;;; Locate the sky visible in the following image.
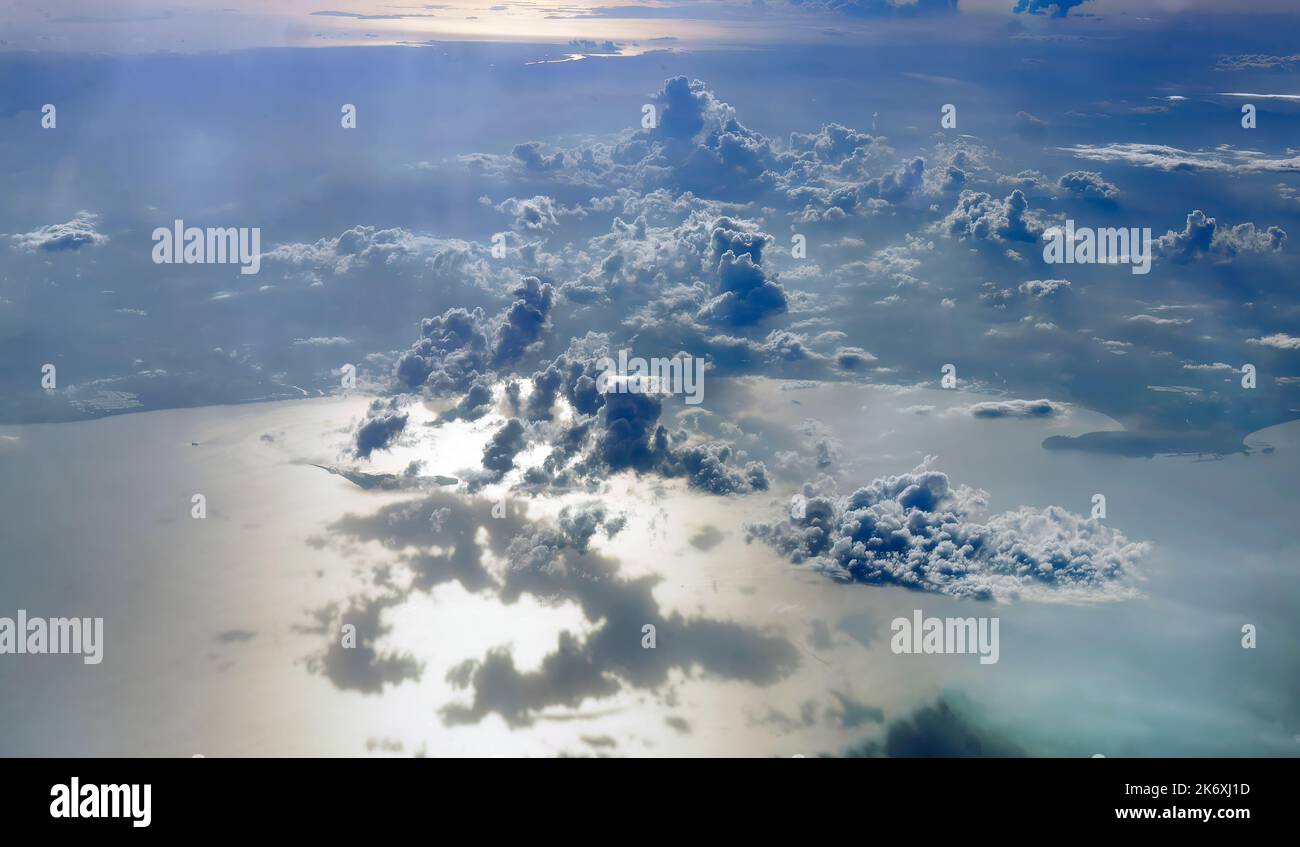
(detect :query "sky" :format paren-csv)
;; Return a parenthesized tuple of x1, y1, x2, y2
(1, 0, 1299, 757)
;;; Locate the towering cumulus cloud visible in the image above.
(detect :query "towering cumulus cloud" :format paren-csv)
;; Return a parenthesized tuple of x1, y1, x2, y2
(748, 466, 1147, 602)
(395, 276, 554, 397)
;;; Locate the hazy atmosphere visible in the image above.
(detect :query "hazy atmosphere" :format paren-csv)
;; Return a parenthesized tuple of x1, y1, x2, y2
(1, 0, 1298, 757)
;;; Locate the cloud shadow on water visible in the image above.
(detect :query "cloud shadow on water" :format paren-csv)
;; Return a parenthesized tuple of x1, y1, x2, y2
(300, 489, 800, 727)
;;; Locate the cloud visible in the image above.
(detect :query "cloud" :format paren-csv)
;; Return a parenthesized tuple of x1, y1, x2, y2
(835, 346, 877, 370)
(939, 189, 1045, 244)
(482, 418, 528, 476)
(265, 225, 481, 275)
(397, 307, 491, 394)
(661, 441, 772, 494)
(707, 328, 828, 366)
(502, 500, 626, 575)
(464, 77, 788, 201)
(491, 276, 555, 367)
(1248, 333, 1300, 350)
(1064, 143, 1300, 174)
(1215, 53, 1300, 72)
(1014, 110, 1047, 137)
(396, 276, 553, 396)
(597, 389, 665, 471)
(1127, 314, 1191, 327)
(789, 0, 958, 17)
(10, 211, 109, 252)
(1018, 279, 1070, 298)
(511, 141, 568, 174)
(1155, 210, 1286, 262)
(959, 399, 1065, 419)
(431, 333, 770, 497)
(354, 397, 409, 459)
(1218, 92, 1300, 102)
(1057, 170, 1118, 199)
(439, 375, 495, 423)
(293, 336, 352, 346)
(867, 157, 926, 202)
(495, 195, 563, 231)
(1013, 0, 1093, 17)
(748, 465, 1147, 602)
(699, 249, 789, 326)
